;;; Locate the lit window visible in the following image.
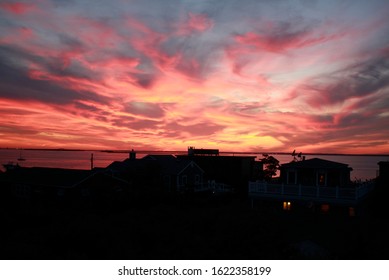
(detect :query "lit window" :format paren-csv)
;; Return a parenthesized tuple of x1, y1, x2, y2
(318, 173, 326, 186)
(283, 201, 291, 211)
(349, 207, 356, 217)
(321, 204, 330, 213)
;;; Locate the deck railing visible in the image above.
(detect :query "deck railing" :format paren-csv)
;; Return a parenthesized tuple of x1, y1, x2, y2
(181, 182, 233, 193)
(248, 181, 375, 202)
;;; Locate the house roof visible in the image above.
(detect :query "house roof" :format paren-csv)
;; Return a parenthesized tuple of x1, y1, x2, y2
(144, 154, 203, 175)
(106, 154, 203, 176)
(142, 154, 176, 161)
(281, 158, 351, 170)
(106, 158, 149, 172)
(1, 167, 95, 188)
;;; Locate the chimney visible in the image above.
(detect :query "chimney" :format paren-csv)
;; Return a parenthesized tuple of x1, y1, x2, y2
(129, 149, 136, 160)
(188, 146, 195, 156)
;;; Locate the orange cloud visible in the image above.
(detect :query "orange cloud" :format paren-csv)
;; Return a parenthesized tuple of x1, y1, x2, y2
(0, 1, 388, 154)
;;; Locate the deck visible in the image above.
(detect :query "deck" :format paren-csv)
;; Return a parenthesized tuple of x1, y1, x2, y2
(248, 181, 375, 205)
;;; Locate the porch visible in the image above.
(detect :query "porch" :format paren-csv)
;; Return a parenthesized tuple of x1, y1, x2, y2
(187, 181, 233, 193)
(248, 180, 375, 204)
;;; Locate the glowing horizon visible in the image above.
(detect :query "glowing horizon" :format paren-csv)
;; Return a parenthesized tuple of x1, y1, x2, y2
(1, 0, 389, 154)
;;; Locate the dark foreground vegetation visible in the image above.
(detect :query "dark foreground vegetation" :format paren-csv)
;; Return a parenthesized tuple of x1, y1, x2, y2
(1, 190, 389, 260)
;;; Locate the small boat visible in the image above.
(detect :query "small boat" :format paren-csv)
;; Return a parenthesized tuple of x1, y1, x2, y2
(17, 150, 26, 161)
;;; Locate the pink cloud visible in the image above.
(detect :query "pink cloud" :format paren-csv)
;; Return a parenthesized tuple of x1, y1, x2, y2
(176, 13, 213, 35)
(0, 26, 35, 45)
(123, 17, 174, 69)
(0, 1, 388, 154)
(234, 27, 337, 53)
(187, 13, 213, 32)
(0, 2, 35, 15)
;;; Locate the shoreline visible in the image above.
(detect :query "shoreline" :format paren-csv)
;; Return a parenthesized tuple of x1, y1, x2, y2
(0, 147, 388, 157)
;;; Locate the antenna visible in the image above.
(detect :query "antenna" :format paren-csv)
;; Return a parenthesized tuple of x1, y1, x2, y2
(291, 150, 303, 161)
(292, 149, 296, 161)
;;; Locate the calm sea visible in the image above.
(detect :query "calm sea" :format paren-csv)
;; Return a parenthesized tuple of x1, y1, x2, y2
(1, 149, 388, 181)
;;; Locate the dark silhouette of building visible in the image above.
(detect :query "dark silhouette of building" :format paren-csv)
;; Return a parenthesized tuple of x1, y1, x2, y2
(249, 157, 375, 215)
(280, 158, 352, 187)
(178, 148, 262, 195)
(187, 146, 219, 156)
(142, 154, 205, 193)
(377, 161, 389, 186)
(107, 152, 204, 194)
(369, 161, 389, 217)
(0, 166, 130, 212)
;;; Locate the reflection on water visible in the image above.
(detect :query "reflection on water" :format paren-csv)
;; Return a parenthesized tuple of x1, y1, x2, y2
(0, 149, 387, 180)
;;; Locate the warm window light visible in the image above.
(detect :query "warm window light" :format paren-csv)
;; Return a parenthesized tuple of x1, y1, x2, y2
(319, 174, 325, 185)
(283, 201, 291, 211)
(321, 204, 330, 213)
(349, 207, 356, 217)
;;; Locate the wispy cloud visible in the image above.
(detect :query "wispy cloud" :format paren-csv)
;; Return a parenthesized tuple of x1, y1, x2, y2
(0, 0, 388, 153)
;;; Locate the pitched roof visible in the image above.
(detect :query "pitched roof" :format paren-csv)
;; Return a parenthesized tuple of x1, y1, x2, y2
(105, 154, 204, 176)
(106, 158, 148, 172)
(281, 158, 351, 170)
(142, 154, 176, 161)
(143, 154, 204, 175)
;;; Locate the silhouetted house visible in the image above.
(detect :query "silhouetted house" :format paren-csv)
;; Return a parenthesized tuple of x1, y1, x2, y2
(378, 161, 389, 186)
(107, 153, 204, 193)
(178, 148, 261, 195)
(250, 158, 374, 207)
(107, 157, 159, 189)
(0, 166, 129, 207)
(188, 146, 219, 156)
(280, 158, 352, 187)
(143, 155, 205, 193)
(374, 161, 389, 208)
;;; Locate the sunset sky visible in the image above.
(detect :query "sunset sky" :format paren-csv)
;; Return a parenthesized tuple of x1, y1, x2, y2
(1, 0, 389, 154)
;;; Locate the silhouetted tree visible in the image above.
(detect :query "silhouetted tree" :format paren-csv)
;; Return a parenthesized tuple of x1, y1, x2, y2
(260, 154, 280, 181)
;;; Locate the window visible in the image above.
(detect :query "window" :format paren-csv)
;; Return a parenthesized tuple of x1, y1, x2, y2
(195, 174, 200, 184)
(349, 207, 356, 217)
(318, 172, 326, 186)
(321, 204, 330, 213)
(283, 201, 291, 211)
(287, 171, 296, 184)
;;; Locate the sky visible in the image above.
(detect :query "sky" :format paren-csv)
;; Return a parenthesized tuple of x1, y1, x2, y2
(0, 0, 389, 154)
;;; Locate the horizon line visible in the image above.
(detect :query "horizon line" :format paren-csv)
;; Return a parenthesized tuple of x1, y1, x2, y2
(1, 147, 388, 157)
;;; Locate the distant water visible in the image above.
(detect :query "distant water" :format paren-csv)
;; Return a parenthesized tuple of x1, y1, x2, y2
(1, 149, 387, 181)
(0, 150, 130, 171)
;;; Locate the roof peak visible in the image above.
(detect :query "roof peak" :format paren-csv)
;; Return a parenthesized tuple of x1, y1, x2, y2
(282, 157, 350, 169)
